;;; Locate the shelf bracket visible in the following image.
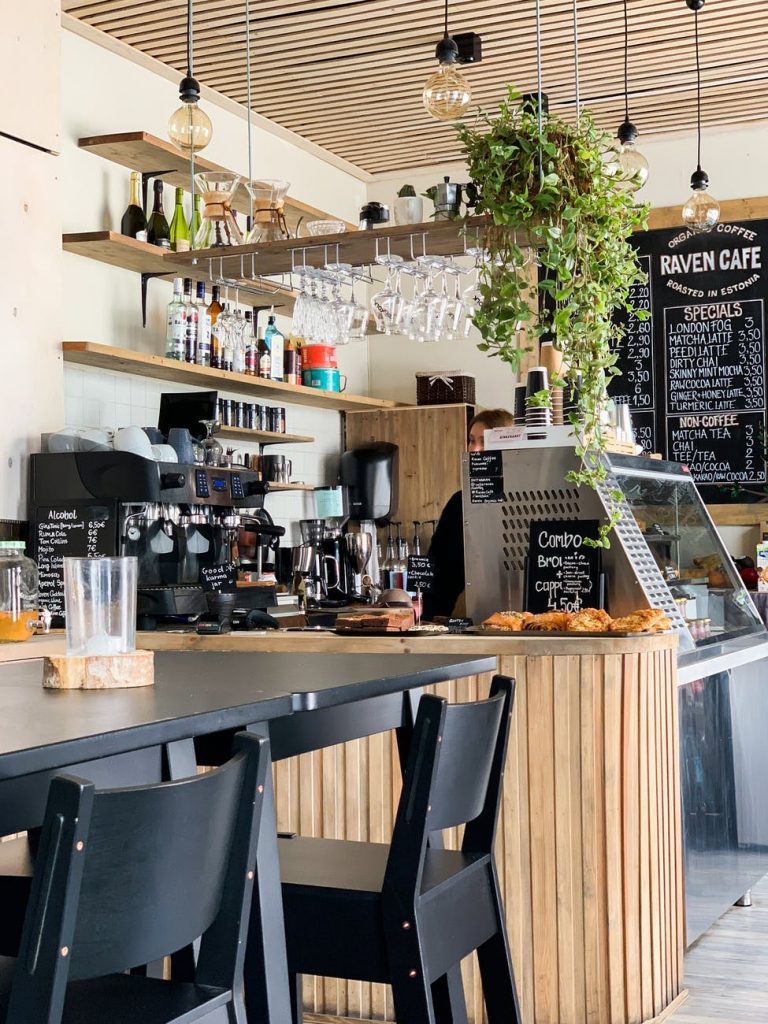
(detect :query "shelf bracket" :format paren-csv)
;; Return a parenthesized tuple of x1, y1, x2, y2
(141, 169, 176, 212)
(140, 271, 167, 329)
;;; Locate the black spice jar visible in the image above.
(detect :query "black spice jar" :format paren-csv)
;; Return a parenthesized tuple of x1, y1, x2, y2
(234, 401, 245, 428)
(246, 403, 257, 429)
(218, 398, 232, 426)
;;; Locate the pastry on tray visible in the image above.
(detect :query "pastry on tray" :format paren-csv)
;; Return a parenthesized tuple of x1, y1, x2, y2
(609, 608, 672, 633)
(482, 610, 533, 632)
(524, 611, 573, 632)
(567, 608, 613, 632)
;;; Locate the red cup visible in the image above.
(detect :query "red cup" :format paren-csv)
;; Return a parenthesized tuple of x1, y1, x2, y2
(301, 344, 337, 369)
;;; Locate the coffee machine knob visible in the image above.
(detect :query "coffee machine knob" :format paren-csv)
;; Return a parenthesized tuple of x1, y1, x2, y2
(127, 525, 141, 542)
(161, 472, 186, 490)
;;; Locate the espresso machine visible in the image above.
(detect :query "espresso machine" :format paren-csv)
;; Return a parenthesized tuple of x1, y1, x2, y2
(28, 451, 270, 628)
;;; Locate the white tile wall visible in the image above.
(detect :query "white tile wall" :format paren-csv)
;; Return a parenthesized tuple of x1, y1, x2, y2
(63, 364, 344, 544)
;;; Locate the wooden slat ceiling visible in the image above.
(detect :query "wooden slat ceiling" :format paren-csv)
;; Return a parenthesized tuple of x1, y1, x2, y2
(64, 0, 768, 176)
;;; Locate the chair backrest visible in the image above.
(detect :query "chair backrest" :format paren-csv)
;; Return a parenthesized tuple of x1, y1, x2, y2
(385, 675, 515, 898)
(8, 732, 267, 1023)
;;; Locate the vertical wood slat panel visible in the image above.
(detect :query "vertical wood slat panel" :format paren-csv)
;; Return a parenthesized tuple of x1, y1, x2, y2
(272, 645, 682, 1024)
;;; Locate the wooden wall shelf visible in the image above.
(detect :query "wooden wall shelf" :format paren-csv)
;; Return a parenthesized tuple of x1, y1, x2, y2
(217, 426, 314, 445)
(62, 231, 297, 311)
(172, 215, 493, 279)
(78, 131, 356, 233)
(62, 342, 398, 413)
(266, 482, 314, 492)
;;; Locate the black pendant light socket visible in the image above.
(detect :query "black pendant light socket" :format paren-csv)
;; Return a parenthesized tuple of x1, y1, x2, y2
(690, 167, 709, 191)
(686, 0, 705, 9)
(435, 34, 459, 63)
(178, 75, 201, 103)
(617, 119, 638, 145)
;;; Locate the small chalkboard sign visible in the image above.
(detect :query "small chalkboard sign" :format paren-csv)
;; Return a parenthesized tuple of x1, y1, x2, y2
(407, 555, 434, 592)
(200, 561, 238, 593)
(525, 520, 603, 614)
(447, 617, 473, 633)
(32, 504, 117, 626)
(469, 451, 505, 504)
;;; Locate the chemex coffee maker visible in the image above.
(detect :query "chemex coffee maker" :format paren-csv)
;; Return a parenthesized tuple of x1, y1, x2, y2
(28, 450, 272, 629)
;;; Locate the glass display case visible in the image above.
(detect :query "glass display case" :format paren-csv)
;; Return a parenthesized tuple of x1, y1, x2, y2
(606, 455, 763, 650)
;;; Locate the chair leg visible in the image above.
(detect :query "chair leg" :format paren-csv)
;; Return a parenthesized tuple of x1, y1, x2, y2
(289, 972, 303, 1024)
(391, 958, 438, 1024)
(476, 930, 521, 1024)
(432, 972, 466, 1023)
(227, 994, 247, 1024)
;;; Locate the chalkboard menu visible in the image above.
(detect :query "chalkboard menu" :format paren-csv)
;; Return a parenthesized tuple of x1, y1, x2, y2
(525, 519, 603, 614)
(33, 505, 117, 623)
(469, 451, 505, 504)
(611, 219, 768, 498)
(200, 561, 238, 593)
(407, 555, 434, 592)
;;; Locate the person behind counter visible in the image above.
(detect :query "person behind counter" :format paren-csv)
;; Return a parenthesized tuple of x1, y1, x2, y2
(422, 408, 514, 620)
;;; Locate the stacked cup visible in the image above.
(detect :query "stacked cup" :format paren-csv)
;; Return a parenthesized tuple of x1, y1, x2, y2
(513, 383, 528, 426)
(525, 367, 551, 440)
(540, 342, 564, 425)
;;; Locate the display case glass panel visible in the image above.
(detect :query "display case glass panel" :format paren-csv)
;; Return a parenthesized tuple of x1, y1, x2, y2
(608, 458, 763, 647)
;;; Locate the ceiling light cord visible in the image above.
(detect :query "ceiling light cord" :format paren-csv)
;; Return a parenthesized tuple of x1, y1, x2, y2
(572, 0, 581, 118)
(535, 0, 544, 180)
(695, 6, 702, 172)
(623, 0, 629, 123)
(245, 0, 254, 225)
(444, 0, 449, 38)
(187, 0, 194, 78)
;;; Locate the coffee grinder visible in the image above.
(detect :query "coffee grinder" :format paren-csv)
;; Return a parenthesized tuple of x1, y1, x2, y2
(339, 442, 398, 600)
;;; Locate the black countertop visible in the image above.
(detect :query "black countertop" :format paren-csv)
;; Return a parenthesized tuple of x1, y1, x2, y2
(0, 652, 495, 778)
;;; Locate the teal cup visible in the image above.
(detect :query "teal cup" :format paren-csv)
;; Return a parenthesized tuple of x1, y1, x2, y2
(302, 368, 347, 392)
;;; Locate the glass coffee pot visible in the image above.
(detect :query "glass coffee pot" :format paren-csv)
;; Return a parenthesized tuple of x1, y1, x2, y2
(244, 179, 291, 243)
(194, 172, 243, 248)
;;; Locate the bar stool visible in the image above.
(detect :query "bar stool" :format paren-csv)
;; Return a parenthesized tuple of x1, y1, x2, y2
(0, 731, 268, 1024)
(278, 675, 521, 1024)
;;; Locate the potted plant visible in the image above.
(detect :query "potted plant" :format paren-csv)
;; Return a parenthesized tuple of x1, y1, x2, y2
(457, 88, 649, 545)
(393, 184, 424, 225)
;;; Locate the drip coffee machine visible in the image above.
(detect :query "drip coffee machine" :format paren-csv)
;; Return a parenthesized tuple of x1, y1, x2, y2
(339, 442, 399, 601)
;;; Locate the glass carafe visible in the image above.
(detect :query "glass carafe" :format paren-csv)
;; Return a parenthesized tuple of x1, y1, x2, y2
(244, 179, 291, 243)
(0, 542, 47, 642)
(194, 172, 243, 248)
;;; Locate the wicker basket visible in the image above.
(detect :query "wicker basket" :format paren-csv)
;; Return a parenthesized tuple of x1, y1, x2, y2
(416, 371, 476, 406)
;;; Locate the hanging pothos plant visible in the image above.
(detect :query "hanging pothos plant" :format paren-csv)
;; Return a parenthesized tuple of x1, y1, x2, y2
(457, 88, 649, 546)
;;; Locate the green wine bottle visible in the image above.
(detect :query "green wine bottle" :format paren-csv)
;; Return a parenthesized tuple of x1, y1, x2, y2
(147, 179, 170, 249)
(169, 187, 190, 252)
(191, 193, 201, 248)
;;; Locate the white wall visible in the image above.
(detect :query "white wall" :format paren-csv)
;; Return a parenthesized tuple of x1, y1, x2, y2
(59, 28, 370, 539)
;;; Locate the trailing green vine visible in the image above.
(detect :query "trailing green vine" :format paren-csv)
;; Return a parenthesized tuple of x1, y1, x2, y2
(457, 88, 649, 546)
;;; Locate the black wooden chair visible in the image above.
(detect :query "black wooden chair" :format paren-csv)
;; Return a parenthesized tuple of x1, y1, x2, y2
(0, 731, 268, 1024)
(278, 674, 521, 1024)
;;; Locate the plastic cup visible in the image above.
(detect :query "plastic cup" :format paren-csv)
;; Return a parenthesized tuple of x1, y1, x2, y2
(63, 557, 137, 656)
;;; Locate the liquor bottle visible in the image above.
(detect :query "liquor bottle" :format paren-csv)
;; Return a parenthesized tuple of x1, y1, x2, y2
(169, 187, 190, 252)
(183, 278, 198, 363)
(244, 310, 258, 375)
(220, 305, 234, 372)
(382, 529, 397, 590)
(195, 282, 211, 366)
(263, 314, 285, 382)
(120, 171, 147, 241)
(284, 336, 299, 386)
(208, 285, 222, 368)
(258, 325, 272, 380)
(165, 277, 186, 360)
(232, 310, 247, 375)
(147, 179, 170, 249)
(191, 193, 202, 245)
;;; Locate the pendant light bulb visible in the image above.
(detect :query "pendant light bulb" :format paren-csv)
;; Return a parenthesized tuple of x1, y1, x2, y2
(682, 168, 720, 234)
(423, 35, 472, 121)
(612, 120, 649, 192)
(681, 0, 716, 233)
(168, 76, 213, 154)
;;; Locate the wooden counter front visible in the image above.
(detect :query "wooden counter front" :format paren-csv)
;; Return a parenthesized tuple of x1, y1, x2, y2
(5, 631, 683, 1023)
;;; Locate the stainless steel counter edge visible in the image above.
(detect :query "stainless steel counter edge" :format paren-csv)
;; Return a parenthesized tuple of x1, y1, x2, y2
(677, 633, 768, 685)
